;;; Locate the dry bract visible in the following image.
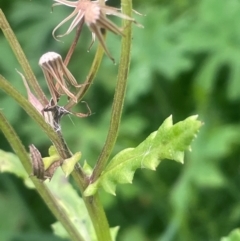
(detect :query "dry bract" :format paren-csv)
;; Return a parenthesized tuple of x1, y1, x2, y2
(39, 52, 81, 105)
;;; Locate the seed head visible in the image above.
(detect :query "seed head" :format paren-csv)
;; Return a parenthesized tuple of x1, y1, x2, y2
(39, 52, 81, 105)
(52, 0, 143, 61)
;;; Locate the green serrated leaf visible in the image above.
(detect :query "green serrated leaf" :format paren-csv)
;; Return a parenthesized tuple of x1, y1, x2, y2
(84, 115, 202, 196)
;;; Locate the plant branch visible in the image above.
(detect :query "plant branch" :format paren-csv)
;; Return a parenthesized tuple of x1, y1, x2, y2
(64, 19, 84, 67)
(79, 1, 134, 238)
(65, 40, 105, 110)
(0, 75, 87, 186)
(0, 111, 86, 241)
(91, 0, 133, 182)
(0, 9, 48, 106)
(83, 194, 112, 241)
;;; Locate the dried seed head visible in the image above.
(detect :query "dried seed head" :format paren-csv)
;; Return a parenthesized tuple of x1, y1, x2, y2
(29, 144, 61, 181)
(39, 52, 81, 105)
(29, 144, 45, 180)
(52, 0, 143, 62)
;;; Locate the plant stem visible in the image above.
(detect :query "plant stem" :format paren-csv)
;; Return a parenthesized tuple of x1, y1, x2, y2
(84, 194, 113, 241)
(64, 19, 84, 67)
(80, 1, 134, 238)
(0, 10, 48, 106)
(0, 111, 86, 241)
(65, 41, 105, 110)
(91, 0, 133, 182)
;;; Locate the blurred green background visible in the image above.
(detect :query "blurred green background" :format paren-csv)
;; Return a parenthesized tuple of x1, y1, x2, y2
(1, 0, 240, 240)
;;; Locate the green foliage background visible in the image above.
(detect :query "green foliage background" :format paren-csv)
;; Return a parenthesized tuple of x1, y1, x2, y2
(0, 0, 240, 240)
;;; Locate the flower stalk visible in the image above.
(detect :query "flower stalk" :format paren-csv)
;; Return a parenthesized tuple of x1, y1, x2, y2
(65, 42, 105, 109)
(90, 0, 134, 183)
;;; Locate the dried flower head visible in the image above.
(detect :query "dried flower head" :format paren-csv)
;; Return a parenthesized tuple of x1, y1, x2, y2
(17, 64, 89, 133)
(39, 52, 81, 105)
(29, 144, 45, 180)
(29, 144, 61, 181)
(52, 0, 143, 61)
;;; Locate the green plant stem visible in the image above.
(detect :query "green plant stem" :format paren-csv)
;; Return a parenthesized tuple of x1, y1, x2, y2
(71, 161, 112, 241)
(65, 42, 105, 110)
(0, 9, 48, 106)
(0, 111, 86, 241)
(79, 1, 134, 239)
(91, 0, 133, 182)
(84, 194, 112, 241)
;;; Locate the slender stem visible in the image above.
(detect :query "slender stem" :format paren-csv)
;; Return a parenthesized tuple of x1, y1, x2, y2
(77, 1, 134, 239)
(83, 194, 112, 241)
(64, 19, 84, 67)
(91, 0, 133, 182)
(0, 111, 86, 241)
(0, 10, 48, 106)
(65, 41, 105, 110)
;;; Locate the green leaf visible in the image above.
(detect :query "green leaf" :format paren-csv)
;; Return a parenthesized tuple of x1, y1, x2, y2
(0, 150, 99, 241)
(0, 149, 34, 188)
(221, 229, 240, 241)
(82, 161, 93, 176)
(84, 115, 202, 196)
(50, 169, 119, 241)
(49, 169, 97, 241)
(61, 152, 81, 177)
